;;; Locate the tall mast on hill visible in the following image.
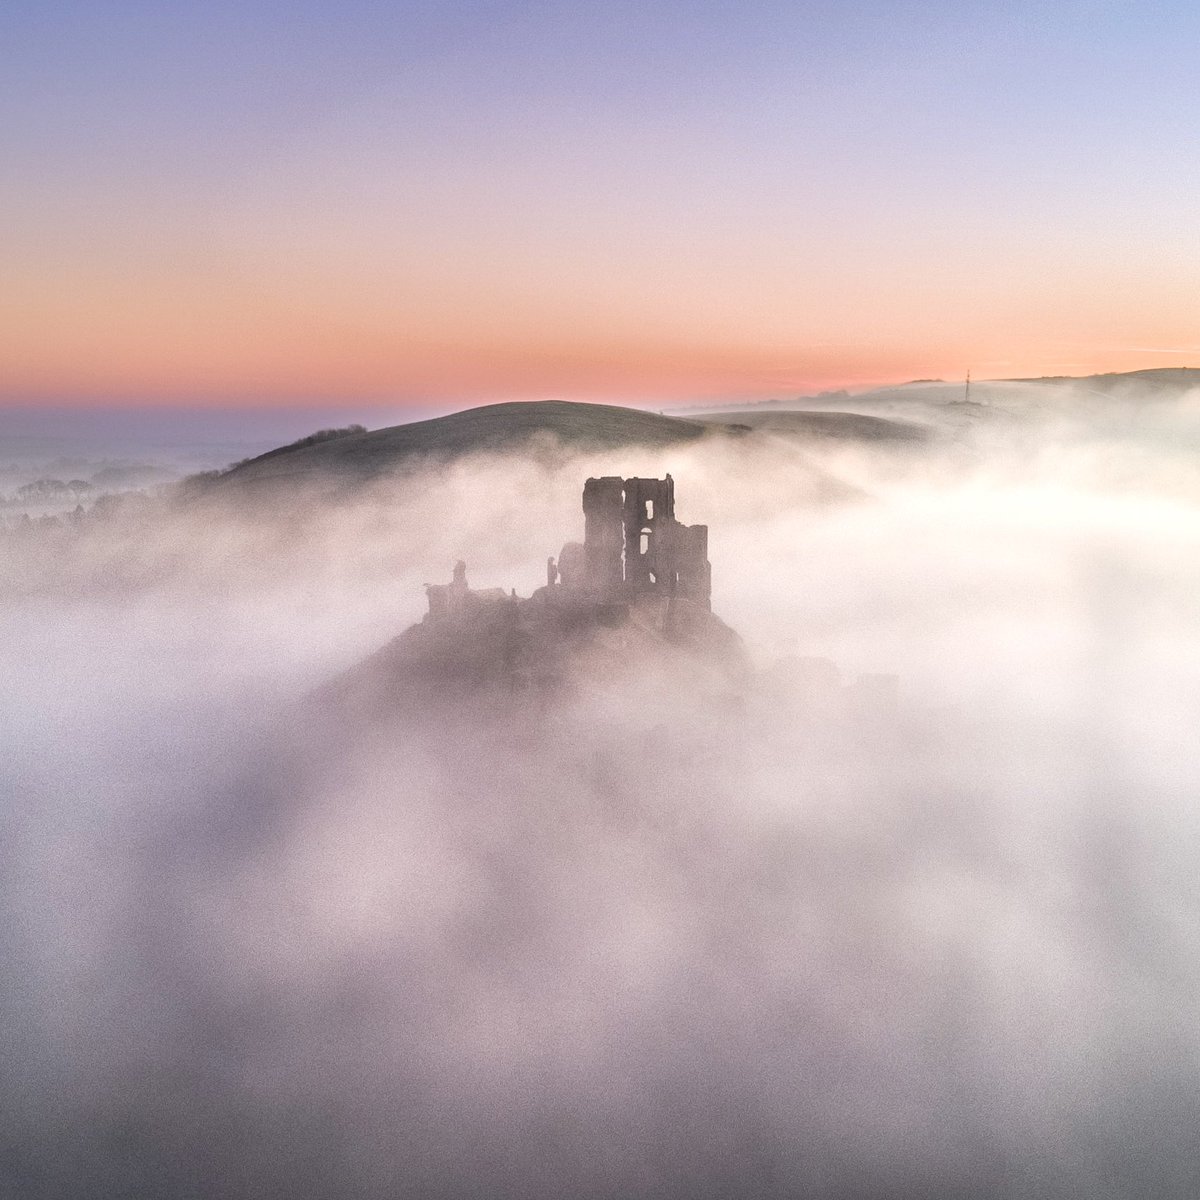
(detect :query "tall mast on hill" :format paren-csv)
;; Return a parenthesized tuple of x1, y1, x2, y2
(965, 369, 971, 404)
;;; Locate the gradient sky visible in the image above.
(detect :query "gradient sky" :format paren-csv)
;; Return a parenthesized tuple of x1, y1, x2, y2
(3, 0, 1199, 407)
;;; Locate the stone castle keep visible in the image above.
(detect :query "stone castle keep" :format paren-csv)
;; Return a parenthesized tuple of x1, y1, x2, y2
(426, 474, 711, 622)
(559, 474, 710, 608)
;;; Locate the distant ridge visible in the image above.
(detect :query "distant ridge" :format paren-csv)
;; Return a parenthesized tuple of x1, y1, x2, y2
(203, 401, 710, 491)
(195, 399, 925, 495)
(682, 366, 1200, 415)
(1001, 366, 1200, 389)
(699, 409, 930, 442)
(186, 367, 1199, 497)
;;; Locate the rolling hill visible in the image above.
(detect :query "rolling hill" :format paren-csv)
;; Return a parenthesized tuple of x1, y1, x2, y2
(208, 401, 710, 489)
(196, 399, 930, 495)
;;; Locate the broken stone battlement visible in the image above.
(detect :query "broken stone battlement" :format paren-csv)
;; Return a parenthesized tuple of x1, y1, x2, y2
(556, 473, 711, 609)
(425, 475, 712, 625)
(324, 474, 741, 712)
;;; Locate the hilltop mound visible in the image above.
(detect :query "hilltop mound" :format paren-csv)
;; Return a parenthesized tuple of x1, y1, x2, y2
(188, 398, 929, 502)
(318, 472, 744, 723)
(207, 401, 713, 492)
(321, 588, 746, 728)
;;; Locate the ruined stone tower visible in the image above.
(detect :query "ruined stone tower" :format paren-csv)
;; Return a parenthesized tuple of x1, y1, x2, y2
(578, 474, 711, 609)
(582, 476, 625, 595)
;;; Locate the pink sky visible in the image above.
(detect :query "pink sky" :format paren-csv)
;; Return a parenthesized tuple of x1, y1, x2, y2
(4, 2, 1198, 407)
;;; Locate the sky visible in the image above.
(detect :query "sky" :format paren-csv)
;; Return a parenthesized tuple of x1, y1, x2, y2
(3, 0, 1199, 409)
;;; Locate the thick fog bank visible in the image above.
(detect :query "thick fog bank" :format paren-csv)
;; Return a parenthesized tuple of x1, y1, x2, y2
(4, 393, 1200, 1197)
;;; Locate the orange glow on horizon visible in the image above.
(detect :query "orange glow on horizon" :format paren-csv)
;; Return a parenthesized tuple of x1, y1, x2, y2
(6, 2, 1200, 411)
(4, 205, 1198, 408)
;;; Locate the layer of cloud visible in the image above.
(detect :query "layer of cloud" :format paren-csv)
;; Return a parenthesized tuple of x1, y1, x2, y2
(4, 388, 1200, 1197)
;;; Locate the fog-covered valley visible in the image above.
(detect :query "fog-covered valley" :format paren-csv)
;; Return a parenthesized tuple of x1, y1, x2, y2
(5, 380, 1200, 1198)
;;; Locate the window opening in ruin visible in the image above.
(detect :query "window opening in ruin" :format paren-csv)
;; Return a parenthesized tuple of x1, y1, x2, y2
(640, 530, 650, 555)
(645, 500, 654, 519)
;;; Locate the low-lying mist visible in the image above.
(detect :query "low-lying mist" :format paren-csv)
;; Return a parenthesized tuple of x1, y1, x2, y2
(5, 387, 1200, 1198)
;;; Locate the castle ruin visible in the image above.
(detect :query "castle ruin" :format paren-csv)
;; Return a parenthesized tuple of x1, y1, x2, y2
(561, 474, 710, 609)
(426, 474, 712, 622)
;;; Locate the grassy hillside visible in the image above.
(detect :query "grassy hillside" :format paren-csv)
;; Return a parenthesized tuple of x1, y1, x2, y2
(699, 409, 931, 442)
(196, 398, 936, 497)
(188, 365, 1197, 497)
(209, 400, 713, 490)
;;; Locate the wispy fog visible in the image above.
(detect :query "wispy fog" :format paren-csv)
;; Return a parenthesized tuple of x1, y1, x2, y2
(0, 405, 443, 513)
(4, 386, 1200, 1197)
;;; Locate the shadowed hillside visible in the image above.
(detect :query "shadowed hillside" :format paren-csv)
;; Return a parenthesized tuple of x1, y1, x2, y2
(190, 399, 934, 498)
(700, 409, 932, 442)
(208, 401, 714, 490)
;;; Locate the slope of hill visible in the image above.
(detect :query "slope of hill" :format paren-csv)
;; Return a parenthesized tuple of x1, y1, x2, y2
(209, 401, 713, 491)
(1004, 367, 1200, 392)
(699, 409, 931, 442)
(193, 398, 935, 498)
(687, 367, 1200, 422)
(319, 587, 746, 729)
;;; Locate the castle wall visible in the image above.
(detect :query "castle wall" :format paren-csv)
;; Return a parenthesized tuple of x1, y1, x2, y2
(428, 475, 711, 624)
(581, 474, 710, 609)
(621, 476, 675, 591)
(582, 476, 624, 595)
